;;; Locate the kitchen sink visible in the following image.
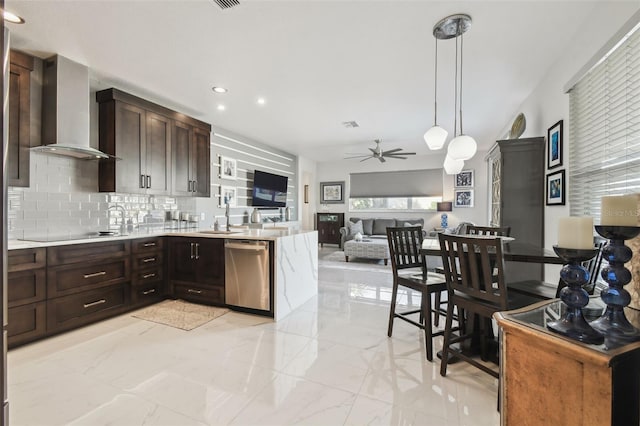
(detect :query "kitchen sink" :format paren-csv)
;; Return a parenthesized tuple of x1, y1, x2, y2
(198, 230, 244, 235)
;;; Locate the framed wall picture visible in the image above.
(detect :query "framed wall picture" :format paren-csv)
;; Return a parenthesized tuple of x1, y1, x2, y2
(219, 156, 237, 180)
(320, 181, 344, 204)
(546, 169, 565, 206)
(454, 189, 474, 208)
(455, 169, 474, 188)
(219, 185, 237, 207)
(547, 120, 563, 169)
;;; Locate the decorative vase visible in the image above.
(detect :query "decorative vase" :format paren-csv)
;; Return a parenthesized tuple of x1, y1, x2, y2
(590, 225, 640, 345)
(251, 208, 262, 223)
(547, 246, 604, 344)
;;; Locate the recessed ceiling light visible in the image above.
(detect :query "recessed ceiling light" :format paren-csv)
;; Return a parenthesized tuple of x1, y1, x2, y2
(257, 98, 266, 105)
(3, 10, 25, 24)
(212, 86, 227, 93)
(217, 104, 226, 111)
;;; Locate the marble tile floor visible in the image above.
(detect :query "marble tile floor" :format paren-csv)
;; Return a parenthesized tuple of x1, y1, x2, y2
(8, 247, 500, 426)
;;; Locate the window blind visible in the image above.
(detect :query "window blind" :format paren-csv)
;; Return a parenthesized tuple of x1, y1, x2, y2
(569, 24, 640, 219)
(349, 169, 443, 198)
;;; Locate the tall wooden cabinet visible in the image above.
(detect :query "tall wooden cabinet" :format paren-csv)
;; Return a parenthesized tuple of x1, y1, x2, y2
(172, 121, 210, 197)
(487, 137, 545, 280)
(316, 213, 344, 248)
(8, 50, 34, 187)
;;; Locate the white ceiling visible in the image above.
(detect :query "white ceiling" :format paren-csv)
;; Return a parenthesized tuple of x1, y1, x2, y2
(6, 0, 609, 162)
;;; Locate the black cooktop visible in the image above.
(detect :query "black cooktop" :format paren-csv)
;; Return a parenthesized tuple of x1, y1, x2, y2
(19, 231, 123, 242)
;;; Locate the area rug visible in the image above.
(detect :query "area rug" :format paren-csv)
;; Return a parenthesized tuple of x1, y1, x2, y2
(319, 250, 391, 272)
(132, 299, 229, 331)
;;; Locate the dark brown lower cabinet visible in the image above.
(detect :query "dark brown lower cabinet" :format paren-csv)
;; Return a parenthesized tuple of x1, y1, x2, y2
(168, 237, 225, 305)
(7, 248, 47, 347)
(131, 236, 166, 308)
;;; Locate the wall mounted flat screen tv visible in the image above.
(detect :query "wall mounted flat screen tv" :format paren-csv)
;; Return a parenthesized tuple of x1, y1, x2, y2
(251, 170, 289, 208)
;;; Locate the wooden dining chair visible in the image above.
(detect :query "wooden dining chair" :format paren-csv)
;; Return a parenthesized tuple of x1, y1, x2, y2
(437, 233, 541, 378)
(467, 225, 511, 237)
(386, 226, 450, 362)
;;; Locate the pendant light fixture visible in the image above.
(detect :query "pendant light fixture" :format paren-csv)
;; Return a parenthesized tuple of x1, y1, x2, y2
(424, 37, 448, 150)
(431, 14, 477, 165)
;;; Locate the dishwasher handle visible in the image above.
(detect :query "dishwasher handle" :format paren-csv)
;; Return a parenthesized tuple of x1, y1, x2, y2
(225, 240, 268, 251)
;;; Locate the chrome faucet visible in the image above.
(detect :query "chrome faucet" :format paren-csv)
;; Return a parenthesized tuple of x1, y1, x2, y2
(108, 204, 127, 235)
(225, 198, 230, 231)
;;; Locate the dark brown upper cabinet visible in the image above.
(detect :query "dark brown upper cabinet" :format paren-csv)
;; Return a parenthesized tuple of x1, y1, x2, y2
(97, 88, 211, 197)
(172, 120, 210, 197)
(8, 50, 34, 187)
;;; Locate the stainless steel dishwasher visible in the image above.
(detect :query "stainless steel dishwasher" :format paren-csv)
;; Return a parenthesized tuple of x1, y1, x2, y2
(224, 240, 270, 311)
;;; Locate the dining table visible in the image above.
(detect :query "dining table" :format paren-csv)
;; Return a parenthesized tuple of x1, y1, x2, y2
(420, 235, 565, 364)
(420, 237, 564, 265)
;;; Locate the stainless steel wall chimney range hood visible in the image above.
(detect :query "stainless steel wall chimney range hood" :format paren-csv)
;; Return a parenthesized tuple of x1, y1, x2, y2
(32, 55, 116, 160)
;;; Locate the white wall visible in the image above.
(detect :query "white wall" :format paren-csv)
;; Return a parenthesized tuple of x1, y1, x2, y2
(315, 150, 488, 231)
(297, 156, 317, 230)
(495, 2, 640, 279)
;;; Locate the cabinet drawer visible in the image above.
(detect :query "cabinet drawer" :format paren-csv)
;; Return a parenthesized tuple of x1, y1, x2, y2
(48, 240, 131, 266)
(47, 284, 129, 332)
(132, 237, 164, 253)
(8, 248, 46, 272)
(8, 269, 46, 307)
(132, 265, 164, 286)
(132, 282, 165, 307)
(8, 302, 46, 347)
(173, 283, 224, 305)
(48, 258, 130, 297)
(132, 251, 163, 270)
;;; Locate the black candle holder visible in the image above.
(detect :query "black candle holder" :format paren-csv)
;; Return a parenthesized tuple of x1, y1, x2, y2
(547, 246, 604, 344)
(591, 225, 640, 345)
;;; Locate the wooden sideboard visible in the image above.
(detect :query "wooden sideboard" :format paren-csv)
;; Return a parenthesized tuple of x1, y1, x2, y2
(495, 299, 640, 426)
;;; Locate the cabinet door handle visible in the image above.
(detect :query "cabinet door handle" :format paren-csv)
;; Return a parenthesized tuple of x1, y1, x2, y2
(146, 175, 151, 188)
(195, 243, 200, 260)
(188, 180, 193, 192)
(192, 180, 197, 193)
(190, 242, 194, 259)
(143, 273, 156, 279)
(187, 288, 202, 294)
(83, 271, 106, 279)
(142, 257, 156, 263)
(143, 242, 156, 247)
(142, 288, 156, 295)
(84, 299, 106, 308)
(140, 174, 146, 188)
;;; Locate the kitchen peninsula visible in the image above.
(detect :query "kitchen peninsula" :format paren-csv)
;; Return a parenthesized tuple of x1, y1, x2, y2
(7, 228, 318, 347)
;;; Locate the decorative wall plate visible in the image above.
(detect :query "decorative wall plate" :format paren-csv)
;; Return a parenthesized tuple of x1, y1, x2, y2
(509, 113, 526, 139)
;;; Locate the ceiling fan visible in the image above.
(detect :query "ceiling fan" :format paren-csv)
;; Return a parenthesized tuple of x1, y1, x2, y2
(344, 140, 416, 163)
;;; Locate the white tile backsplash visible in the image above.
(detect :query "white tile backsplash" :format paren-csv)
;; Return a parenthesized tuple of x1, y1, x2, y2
(8, 153, 191, 240)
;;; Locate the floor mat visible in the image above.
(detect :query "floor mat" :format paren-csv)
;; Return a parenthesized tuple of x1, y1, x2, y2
(132, 299, 229, 330)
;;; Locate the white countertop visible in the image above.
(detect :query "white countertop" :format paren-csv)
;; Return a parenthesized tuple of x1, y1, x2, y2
(8, 228, 316, 250)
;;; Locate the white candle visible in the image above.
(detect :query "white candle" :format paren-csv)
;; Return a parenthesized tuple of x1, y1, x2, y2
(601, 195, 638, 226)
(557, 217, 594, 249)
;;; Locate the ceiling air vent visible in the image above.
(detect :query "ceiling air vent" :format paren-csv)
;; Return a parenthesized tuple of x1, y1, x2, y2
(212, 0, 240, 9)
(342, 121, 360, 128)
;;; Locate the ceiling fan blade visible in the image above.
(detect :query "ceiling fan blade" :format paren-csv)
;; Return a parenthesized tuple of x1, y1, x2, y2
(386, 152, 416, 156)
(378, 156, 386, 163)
(359, 156, 374, 162)
(368, 148, 378, 154)
(344, 154, 372, 159)
(382, 148, 402, 155)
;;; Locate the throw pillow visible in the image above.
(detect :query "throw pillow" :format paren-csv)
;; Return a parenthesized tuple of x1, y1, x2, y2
(404, 222, 417, 227)
(348, 220, 364, 236)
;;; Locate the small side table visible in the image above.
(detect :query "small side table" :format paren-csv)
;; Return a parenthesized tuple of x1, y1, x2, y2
(494, 298, 640, 426)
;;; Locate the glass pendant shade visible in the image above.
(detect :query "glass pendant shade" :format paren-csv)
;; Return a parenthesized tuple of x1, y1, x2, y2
(443, 154, 464, 174)
(447, 134, 477, 160)
(424, 125, 448, 150)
